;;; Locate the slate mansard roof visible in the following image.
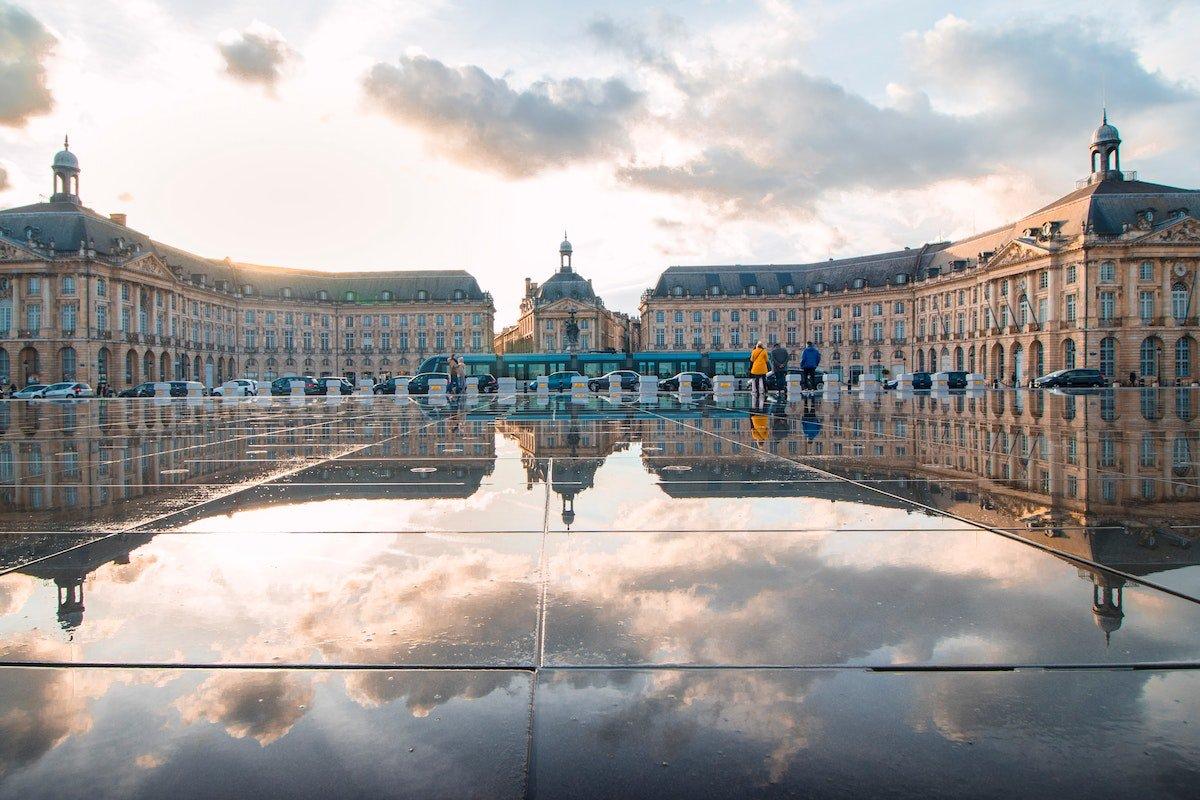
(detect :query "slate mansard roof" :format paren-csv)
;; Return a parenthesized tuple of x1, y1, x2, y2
(0, 200, 490, 305)
(536, 268, 603, 307)
(649, 177, 1200, 300)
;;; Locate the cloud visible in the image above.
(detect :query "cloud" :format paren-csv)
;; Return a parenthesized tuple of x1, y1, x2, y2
(175, 671, 314, 746)
(117, 191, 133, 202)
(362, 55, 643, 178)
(216, 21, 297, 90)
(0, 2, 56, 127)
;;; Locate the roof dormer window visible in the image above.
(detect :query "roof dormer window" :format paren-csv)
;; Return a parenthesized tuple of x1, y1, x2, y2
(282, 287, 293, 299)
(242, 284, 254, 295)
(894, 273, 909, 285)
(852, 278, 865, 290)
(813, 282, 826, 294)
(673, 285, 684, 297)
(416, 290, 428, 301)
(747, 284, 758, 295)
(344, 290, 355, 302)
(453, 289, 464, 300)
(317, 290, 329, 301)
(380, 290, 393, 301)
(710, 286, 721, 296)
(784, 284, 795, 295)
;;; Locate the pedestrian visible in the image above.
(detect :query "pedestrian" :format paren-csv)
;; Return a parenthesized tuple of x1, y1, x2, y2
(448, 354, 462, 395)
(769, 340, 789, 396)
(749, 340, 769, 400)
(799, 341, 821, 390)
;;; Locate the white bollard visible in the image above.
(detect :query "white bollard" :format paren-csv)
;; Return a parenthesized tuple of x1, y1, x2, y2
(822, 373, 842, 393)
(786, 373, 804, 396)
(535, 375, 549, 393)
(638, 375, 658, 401)
(290, 380, 305, 397)
(966, 372, 986, 391)
(713, 375, 735, 401)
(255, 381, 271, 396)
(464, 376, 479, 398)
(428, 377, 448, 401)
(571, 376, 588, 401)
(357, 379, 372, 395)
(497, 376, 516, 400)
(608, 376, 623, 401)
(931, 371, 950, 390)
(677, 376, 693, 401)
(187, 383, 203, 399)
(895, 373, 914, 391)
(325, 380, 339, 396)
(154, 382, 170, 398)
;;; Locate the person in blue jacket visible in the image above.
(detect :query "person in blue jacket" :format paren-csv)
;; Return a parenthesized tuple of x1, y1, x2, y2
(799, 342, 821, 390)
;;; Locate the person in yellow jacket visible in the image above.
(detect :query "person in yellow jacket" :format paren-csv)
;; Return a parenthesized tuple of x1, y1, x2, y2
(749, 341, 769, 399)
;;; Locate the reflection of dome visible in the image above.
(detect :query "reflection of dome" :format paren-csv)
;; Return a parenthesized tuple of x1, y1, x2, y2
(1092, 607, 1123, 635)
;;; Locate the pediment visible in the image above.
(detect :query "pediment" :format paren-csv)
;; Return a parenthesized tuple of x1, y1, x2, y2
(988, 239, 1049, 268)
(123, 253, 178, 281)
(0, 239, 42, 262)
(1133, 215, 1200, 245)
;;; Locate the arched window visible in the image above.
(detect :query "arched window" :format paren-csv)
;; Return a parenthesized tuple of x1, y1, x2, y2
(954, 346, 964, 371)
(1099, 337, 1116, 379)
(917, 350, 925, 371)
(1172, 283, 1190, 321)
(1063, 339, 1076, 370)
(1140, 337, 1161, 378)
(97, 348, 109, 383)
(125, 350, 135, 385)
(1031, 340, 1044, 378)
(1176, 336, 1193, 379)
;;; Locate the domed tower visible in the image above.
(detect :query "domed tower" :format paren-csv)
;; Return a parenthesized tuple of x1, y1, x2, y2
(1089, 111, 1122, 182)
(1091, 573, 1125, 646)
(51, 135, 81, 204)
(559, 231, 573, 273)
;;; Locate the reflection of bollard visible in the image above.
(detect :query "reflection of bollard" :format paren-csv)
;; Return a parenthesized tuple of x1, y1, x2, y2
(290, 380, 305, 397)
(394, 380, 409, 397)
(638, 375, 658, 402)
(497, 376, 516, 402)
(154, 382, 170, 398)
(713, 376, 735, 401)
(822, 374, 842, 394)
(571, 376, 588, 401)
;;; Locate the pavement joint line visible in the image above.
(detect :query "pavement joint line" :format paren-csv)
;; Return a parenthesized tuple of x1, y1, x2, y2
(2, 661, 1198, 672)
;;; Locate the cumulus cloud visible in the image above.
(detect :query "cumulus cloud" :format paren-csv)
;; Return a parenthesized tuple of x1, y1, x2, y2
(0, 165, 9, 193)
(362, 55, 643, 177)
(0, 2, 56, 127)
(216, 21, 297, 90)
(175, 671, 314, 746)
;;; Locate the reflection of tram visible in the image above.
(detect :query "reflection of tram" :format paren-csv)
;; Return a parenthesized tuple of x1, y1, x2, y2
(419, 351, 769, 382)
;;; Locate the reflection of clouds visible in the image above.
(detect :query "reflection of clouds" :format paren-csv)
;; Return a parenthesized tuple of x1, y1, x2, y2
(0, 636, 123, 777)
(98, 553, 160, 584)
(0, 574, 34, 615)
(546, 531, 1200, 667)
(342, 671, 520, 718)
(175, 671, 315, 746)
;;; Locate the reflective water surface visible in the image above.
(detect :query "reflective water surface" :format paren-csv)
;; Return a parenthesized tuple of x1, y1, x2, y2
(0, 389, 1197, 797)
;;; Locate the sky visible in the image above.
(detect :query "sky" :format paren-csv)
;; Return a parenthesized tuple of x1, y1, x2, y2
(2, 0, 1199, 326)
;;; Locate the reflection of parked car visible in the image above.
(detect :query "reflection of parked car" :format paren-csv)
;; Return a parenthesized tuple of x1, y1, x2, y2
(1034, 368, 1105, 389)
(212, 378, 258, 396)
(14, 384, 49, 399)
(527, 371, 584, 392)
(588, 370, 639, 392)
(660, 372, 713, 392)
(42, 382, 94, 398)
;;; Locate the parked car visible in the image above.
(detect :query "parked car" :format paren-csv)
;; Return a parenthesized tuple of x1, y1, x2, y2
(588, 370, 640, 392)
(661, 372, 713, 392)
(117, 382, 154, 398)
(42, 382, 94, 398)
(212, 378, 259, 397)
(1033, 368, 1105, 389)
(406, 372, 455, 395)
(13, 384, 49, 399)
(271, 376, 317, 396)
(883, 371, 968, 390)
(527, 371, 585, 392)
(373, 375, 415, 394)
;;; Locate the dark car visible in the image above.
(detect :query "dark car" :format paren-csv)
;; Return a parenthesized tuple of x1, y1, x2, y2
(406, 372, 453, 395)
(1034, 368, 1105, 389)
(270, 376, 319, 396)
(117, 382, 154, 398)
(120, 381, 206, 398)
(528, 371, 584, 392)
(588, 370, 640, 392)
(661, 372, 713, 392)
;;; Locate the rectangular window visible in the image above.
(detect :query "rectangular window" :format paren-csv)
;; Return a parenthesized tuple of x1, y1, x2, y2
(472, 313, 481, 326)
(1139, 291, 1154, 322)
(471, 331, 482, 350)
(344, 332, 355, 350)
(748, 310, 758, 323)
(27, 304, 43, 330)
(1039, 271, 1048, 289)
(712, 310, 721, 323)
(1099, 262, 1115, 282)
(730, 311, 740, 323)
(1066, 295, 1077, 322)
(96, 278, 106, 297)
(892, 320, 905, 341)
(1066, 265, 1077, 284)
(29, 277, 40, 295)
(1139, 262, 1153, 281)
(1099, 291, 1115, 321)
(655, 329, 666, 347)
(1037, 298, 1047, 324)
(61, 276, 76, 294)
(61, 303, 77, 332)
(813, 308, 822, 321)
(95, 304, 106, 331)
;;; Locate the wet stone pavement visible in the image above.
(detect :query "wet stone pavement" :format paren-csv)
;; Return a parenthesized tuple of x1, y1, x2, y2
(0, 388, 1197, 799)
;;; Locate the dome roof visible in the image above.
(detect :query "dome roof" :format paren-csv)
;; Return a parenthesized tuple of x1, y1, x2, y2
(537, 269, 596, 304)
(53, 148, 79, 171)
(1092, 120, 1120, 146)
(559, 232, 572, 255)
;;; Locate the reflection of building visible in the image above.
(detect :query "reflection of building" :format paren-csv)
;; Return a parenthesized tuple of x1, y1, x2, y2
(497, 409, 629, 527)
(494, 235, 637, 354)
(0, 142, 494, 388)
(642, 119, 1200, 386)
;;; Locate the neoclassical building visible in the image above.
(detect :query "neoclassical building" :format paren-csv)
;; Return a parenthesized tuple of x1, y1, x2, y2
(642, 117, 1200, 385)
(0, 142, 494, 388)
(494, 235, 637, 354)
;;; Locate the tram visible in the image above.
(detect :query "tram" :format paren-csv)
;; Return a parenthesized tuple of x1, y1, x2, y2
(416, 350, 817, 383)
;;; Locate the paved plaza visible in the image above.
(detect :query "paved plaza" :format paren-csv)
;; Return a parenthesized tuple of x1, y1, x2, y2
(0, 389, 1197, 798)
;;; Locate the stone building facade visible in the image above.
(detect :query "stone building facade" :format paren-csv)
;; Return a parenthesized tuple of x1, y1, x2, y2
(495, 235, 637, 354)
(0, 143, 494, 389)
(642, 118, 1200, 385)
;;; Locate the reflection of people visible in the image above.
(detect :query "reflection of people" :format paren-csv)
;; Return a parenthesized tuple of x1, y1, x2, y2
(750, 412, 768, 444)
(799, 341, 821, 390)
(801, 397, 822, 440)
(750, 341, 768, 400)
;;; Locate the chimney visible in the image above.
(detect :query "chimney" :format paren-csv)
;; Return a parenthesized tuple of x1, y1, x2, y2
(109, 213, 127, 226)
